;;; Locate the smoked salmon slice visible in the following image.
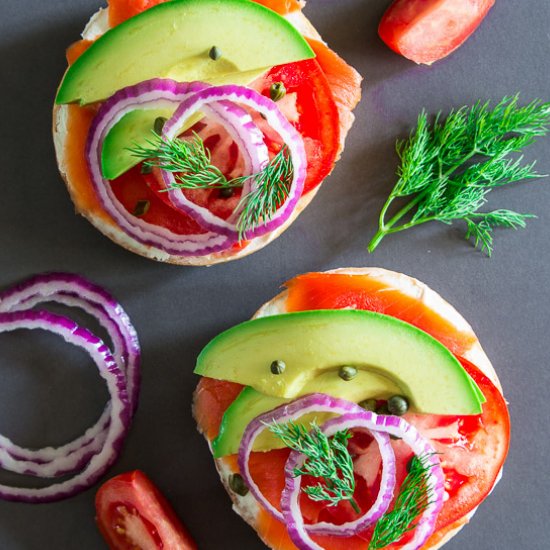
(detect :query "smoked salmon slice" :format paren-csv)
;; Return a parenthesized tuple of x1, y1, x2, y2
(285, 272, 477, 356)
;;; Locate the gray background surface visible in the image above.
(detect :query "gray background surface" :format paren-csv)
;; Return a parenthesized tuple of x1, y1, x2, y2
(0, 0, 548, 548)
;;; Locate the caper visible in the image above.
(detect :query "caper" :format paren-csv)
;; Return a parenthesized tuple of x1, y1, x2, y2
(375, 403, 390, 415)
(269, 82, 286, 102)
(219, 187, 235, 199)
(133, 200, 150, 217)
(229, 473, 249, 496)
(140, 164, 153, 175)
(209, 46, 222, 61)
(359, 398, 377, 412)
(387, 395, 409, 416)
(338, 365, 357, 381)
(154, 116, 167, 135)
(270, 360, 286, 375)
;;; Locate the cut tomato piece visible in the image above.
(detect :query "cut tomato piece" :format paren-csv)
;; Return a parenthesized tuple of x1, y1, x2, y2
(95, 470, 197, 550)
(379, 0, 495, 65)
(253, 58, 340, 193)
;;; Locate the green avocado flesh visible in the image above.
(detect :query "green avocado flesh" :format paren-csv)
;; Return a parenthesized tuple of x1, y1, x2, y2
(56, 0, 314, 105)
(195, 309, 484, 410)
(213, 371, 402, 457)
(202, 310, 486, 457)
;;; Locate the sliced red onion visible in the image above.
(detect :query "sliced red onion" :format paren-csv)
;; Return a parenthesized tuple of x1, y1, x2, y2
(238, 393, 445, 550)
(237, 394, 395, 534)
(0, 310, 130, 503)
(161, 84, 307, 240)
(282, 411, 445, 550)
(0, 273, 140, 478)
(86, 78, 237, 256)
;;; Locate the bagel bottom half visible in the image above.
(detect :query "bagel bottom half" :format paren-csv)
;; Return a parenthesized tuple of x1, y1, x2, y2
(192, 267, 506, 549)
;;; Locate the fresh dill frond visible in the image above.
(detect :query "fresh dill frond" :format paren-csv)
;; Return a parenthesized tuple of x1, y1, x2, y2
(267, 420, 360, 514)
(368, 95, 550, 256)
(128, 134, 294, 239)
(235, 145, 294, 240)
(368, 454, 433, 550)
(128, 132, 232, 189)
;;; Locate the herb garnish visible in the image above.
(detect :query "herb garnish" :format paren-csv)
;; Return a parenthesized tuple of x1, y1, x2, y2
(368, 96, 550, 255)
(129, 134, 293, 239)
(268, 420, 360, 514)
(368, 454, 433, 549)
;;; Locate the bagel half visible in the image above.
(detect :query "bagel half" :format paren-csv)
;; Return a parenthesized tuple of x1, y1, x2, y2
(53, 1, 362, 266)
(193, 267, 509, 549)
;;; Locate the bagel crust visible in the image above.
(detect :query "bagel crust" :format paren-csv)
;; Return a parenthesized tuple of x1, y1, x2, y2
(53, 3, 360, 266)
(193, 267, 505, 549)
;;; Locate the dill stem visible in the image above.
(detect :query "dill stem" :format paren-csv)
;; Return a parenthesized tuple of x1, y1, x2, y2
(349, 497, 361, 515)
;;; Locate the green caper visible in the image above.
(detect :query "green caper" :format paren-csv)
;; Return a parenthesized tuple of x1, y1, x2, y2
(376, 403, 390, 415)
(154, 116, 167, 135)
(269, 82, 286, 102)
(133, 200, 150, 217)
(270, 360, 286, 375)
(387, 395, 409, 416)
(229, 474, 249, 496)
(359, 398, 377, 412)
(219, 187, 235, 199)
(338, 365, 357, 381)
(209, 46, 222, 61)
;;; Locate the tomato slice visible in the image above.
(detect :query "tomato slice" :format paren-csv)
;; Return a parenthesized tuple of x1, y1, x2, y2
(252, 59, 340, 194)
(379, 0, 495, 65)
(96, 470, 197, 550)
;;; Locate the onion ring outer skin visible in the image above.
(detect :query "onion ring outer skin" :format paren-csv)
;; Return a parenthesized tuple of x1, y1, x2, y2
(0, 310, 130, 503)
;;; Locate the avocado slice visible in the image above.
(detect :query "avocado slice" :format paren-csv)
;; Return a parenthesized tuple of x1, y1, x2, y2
(195, 310, 485, 416)
(56, 0, 314, 105)
(213, 369, 402, 457)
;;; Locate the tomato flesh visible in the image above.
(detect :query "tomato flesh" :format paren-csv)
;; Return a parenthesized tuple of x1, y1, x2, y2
(379, 0, 495, 65)
(96, 470, 197, 550)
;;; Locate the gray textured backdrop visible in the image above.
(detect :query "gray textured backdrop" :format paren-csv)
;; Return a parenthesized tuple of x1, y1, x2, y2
(0, 0, 548, 548)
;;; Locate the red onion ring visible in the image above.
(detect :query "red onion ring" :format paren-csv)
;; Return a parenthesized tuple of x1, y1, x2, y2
(0, 310, 130, 503)
(86, 78, 237, 257)
(237, 394, 396, 533)
(238, 393, 445, 549)
(282, 410, 445, 550)
(161, 84, 307, 240)
(0, 273, 140, 478)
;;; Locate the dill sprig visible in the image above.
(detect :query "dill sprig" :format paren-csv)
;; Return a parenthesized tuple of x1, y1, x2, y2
(267, 420, 360, 514)
(368, 455, 433, 550)
(368, 95, 550, 256)
(128, 134, 293, 240)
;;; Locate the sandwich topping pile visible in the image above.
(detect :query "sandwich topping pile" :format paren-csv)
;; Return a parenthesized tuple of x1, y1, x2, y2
(193, 269, 510, 549)
(54, 0, 361, 265)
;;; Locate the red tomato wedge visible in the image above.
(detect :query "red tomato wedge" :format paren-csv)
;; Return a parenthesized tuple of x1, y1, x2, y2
(285, 272, 477, 356)
(252, 59, 340, 194)
(108, 0, 303, 27)
(194, 271, 510, 549)
(95, 470, 197, 550)
(379, 0, 495, 65)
